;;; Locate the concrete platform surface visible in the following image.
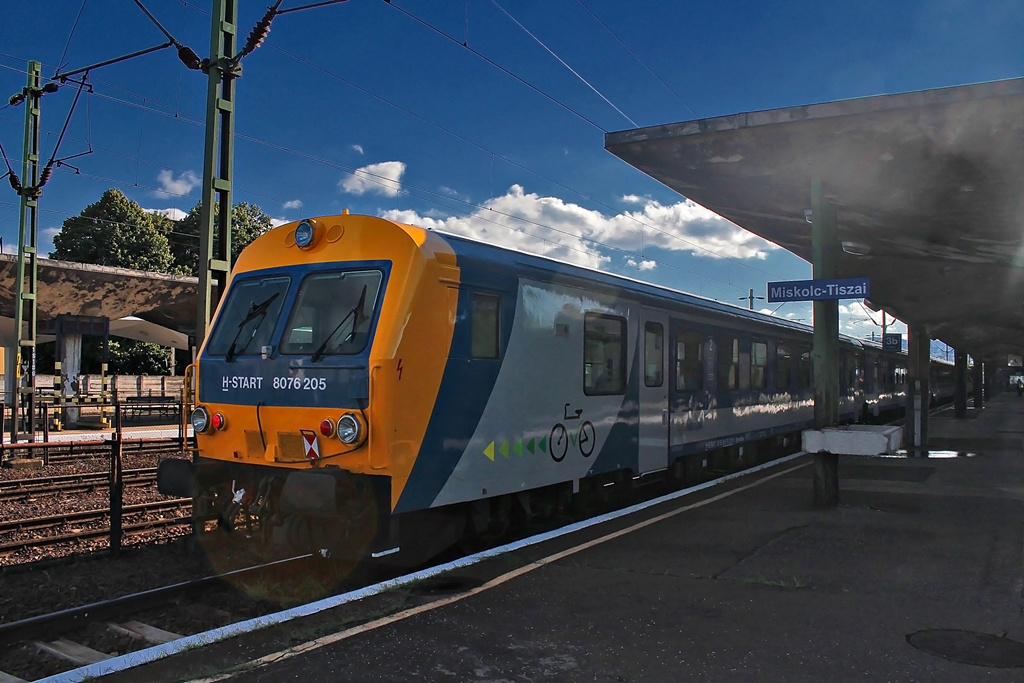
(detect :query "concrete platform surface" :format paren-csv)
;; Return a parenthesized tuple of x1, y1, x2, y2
(103, 396, 1024, 683)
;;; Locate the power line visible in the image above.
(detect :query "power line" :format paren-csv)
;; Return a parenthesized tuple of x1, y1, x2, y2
(383, 0, 607, 132)
(575, 0, 699, 120)
(488, 0, 637, 127)
(1, 83, 769, 298)
(0, 13, 780, 295)
(56, 0, 90, 75)
(266, 44, 786, 280)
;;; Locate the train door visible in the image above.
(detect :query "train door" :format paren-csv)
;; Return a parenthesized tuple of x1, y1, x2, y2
(639, 309, 669, 473)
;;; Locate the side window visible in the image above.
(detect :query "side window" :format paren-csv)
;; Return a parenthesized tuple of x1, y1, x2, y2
(797, 346, 812, 389)
(644, 322, 664, 387)
(471, 293, 500, 359)
(584, 314, 626, 395)
(841, 351, 860, 390)
(675, 330, 703, 392)
(776, 342, 792, 391)
(717, 335, 739, 391)
(750, 340, 767, 390)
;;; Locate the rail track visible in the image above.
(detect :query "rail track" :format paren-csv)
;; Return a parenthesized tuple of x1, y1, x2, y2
(0, 554, 336, 682)
(0, 467, 157, 501)
(0, 499, 192, 553)
(1, 436, 187, 465)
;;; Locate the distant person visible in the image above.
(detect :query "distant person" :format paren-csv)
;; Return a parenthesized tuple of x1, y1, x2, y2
(1017, 375, 1022, 397)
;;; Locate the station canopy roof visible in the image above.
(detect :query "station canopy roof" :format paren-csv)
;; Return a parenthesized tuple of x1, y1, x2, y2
(0, 254, 211, 350)
(605, 77, 1024, 362)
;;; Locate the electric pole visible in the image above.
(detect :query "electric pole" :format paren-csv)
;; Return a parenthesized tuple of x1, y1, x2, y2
(10, 61, 43, 443)
(194, 0, 349, 350)
(739, 288, 764, 310)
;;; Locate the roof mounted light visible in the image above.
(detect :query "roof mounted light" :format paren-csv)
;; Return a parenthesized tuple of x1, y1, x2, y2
(294, 220, 316, 249)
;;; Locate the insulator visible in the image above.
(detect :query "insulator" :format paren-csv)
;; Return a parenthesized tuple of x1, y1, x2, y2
(8, 173, 21, 192)
(177, 45, 203, 71)
(241, 11, 274, 57)
(39, 164, 53, 188)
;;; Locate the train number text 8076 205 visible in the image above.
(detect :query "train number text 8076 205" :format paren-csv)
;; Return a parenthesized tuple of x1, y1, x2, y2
(271, 376, 327, 391)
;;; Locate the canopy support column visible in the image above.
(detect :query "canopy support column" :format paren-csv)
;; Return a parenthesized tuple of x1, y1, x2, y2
(811, 180, 840, 508)
(904, 325, 930, 456)
(953, 349, 968, 418)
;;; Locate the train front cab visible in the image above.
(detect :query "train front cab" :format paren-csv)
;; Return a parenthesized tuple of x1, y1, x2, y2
(158, 215, 462, 563)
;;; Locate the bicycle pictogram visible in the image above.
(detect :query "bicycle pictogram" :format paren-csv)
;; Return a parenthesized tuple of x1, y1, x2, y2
(550, 403, 595, 462)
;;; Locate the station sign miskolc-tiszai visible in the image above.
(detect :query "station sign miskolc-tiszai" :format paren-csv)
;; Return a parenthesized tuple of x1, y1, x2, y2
(766, 276, 870, 303)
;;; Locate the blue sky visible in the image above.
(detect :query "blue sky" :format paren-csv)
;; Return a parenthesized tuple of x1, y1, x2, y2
(1, 0, 1021, 345)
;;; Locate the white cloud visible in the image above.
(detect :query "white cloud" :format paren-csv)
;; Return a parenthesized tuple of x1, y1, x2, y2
(622, 194, 646, 204)
(144, 207, 187, 221)
(382, 185, 777, 271)
(155, 170, 200, 197)
(340, 161, 405, 197)
(2, 240, 17, 254)
(283, 199, 303, 210)
(270, 217, 290, 228)
(352, 144, 364, 155)
(626, 257, 657, 271)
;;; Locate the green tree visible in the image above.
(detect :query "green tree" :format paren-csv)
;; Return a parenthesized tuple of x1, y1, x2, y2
(49, 189, 178, 377)
(170, 201, 274, 276)
(51, 188, 174, 272)
(107, 339, 170, 375)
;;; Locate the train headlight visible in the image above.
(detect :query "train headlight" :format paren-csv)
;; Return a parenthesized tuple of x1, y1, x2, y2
(294, 220, 316, 249)
(191, 406, 210, 433)
(337, 413, 361, 444)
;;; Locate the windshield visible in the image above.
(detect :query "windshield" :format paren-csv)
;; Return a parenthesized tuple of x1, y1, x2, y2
(206, 275, 290, 357)
(281, 270, 383, 356)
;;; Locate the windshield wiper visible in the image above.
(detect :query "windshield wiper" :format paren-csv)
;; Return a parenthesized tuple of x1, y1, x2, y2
(311, 285, 367, 363)
(225, 292, 281, 362)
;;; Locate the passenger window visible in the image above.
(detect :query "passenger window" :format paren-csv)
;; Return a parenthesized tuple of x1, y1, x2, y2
(584, 314, 626, 395)
(797, 347, 812, 389)
(776, 343, 792, 391)
(717, 335, 739, 391)
(750, 340, 767, 390)
(471, 293, 500, 359)
(644, 322, 664, 387)
(675, 330, 703, 392)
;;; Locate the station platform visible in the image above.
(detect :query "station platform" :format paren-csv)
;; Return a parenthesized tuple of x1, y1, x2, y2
(95, 394, 1024, 682)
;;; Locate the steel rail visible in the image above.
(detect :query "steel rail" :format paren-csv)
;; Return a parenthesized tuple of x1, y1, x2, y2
(0, 468, 157, 500)
(0, 498, 190, 534)
(0, 554, 310, 647)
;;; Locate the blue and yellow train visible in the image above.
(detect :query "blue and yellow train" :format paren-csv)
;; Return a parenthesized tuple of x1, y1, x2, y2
(158, 213, 954, 563)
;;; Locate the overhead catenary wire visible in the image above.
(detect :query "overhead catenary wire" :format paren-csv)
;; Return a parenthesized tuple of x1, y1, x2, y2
(488, 0, 637, 127)
(39, 74, 92, 189)
(56, 0, 90, 75)
(575, 0, 700, 120)
(3, 72, 785, 287)
(6, 22, 747, 278)
(266, 43, 785, 280)
(0, 61, 780, 299)
(383, 0, 608, 133)
(0, 6, 783, 298)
